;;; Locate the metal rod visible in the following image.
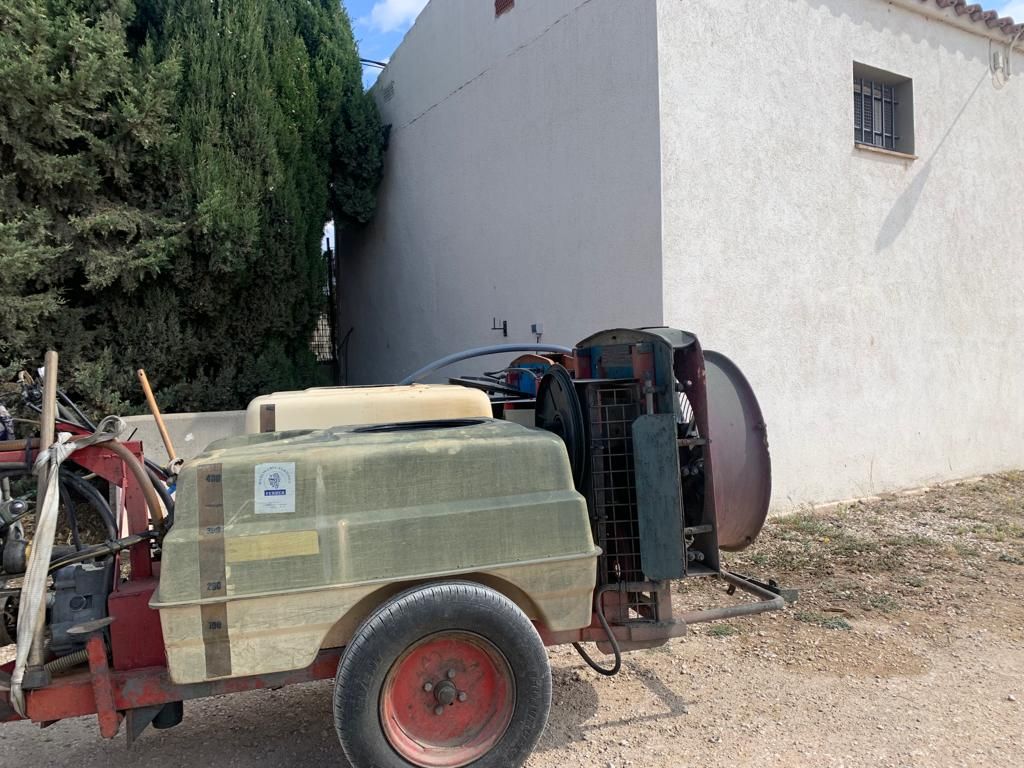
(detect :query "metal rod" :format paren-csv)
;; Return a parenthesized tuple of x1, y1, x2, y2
(136, 369, 176, 462)
(683, 524, 714, 536)
(677, 571, 785, 624)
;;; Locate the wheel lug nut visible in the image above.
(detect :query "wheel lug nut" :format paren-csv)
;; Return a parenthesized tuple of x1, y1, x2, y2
(423, 682, 433, 693)
(458, 692, 467, 702)
(434, 705, 445, 716)
(446, 669, 456, 680)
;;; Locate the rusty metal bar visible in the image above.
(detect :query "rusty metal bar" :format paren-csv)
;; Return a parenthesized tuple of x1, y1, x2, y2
(15, 649, 345, 728)
(85, 635, 121, 738)
(677, 571, 785, 624)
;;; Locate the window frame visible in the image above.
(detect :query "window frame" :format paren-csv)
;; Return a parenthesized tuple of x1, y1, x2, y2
(853, 63, 916, 158)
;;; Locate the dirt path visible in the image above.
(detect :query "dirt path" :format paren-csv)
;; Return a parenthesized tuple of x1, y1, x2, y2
(3, 473, 1023, 767)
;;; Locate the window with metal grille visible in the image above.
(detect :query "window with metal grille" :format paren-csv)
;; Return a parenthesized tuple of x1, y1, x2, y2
(853, 63, 915, 156)
(495, 0, 514, 18)
(854, 79, 897, 150)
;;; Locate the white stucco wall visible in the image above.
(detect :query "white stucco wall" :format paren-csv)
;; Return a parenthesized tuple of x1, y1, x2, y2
(340, 0, 663, 384)
(657, 0, 1024, 505)
(345, 0, 1023, 508)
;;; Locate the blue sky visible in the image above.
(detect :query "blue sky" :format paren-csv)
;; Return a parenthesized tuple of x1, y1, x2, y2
(344, 0, 428, 85)
(346, 0, 1024, 87)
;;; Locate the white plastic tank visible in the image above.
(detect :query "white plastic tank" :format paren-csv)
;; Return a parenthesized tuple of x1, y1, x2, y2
(245, 384, 493, 433)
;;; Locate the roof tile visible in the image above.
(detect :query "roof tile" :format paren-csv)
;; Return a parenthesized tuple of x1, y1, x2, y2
(928, 0, 1023, 37)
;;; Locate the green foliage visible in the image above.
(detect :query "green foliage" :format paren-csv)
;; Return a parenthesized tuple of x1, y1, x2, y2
(0, 0, 181, 367)
(0, 0, 385, 414)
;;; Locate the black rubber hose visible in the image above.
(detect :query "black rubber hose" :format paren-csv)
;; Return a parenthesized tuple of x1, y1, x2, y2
(58, 479, 83, 549)
(3, 462, 85, 550)
(144, 457, 169, 481)
(571, 586, 622, 677)
(0, 468, 32, 495)
(59, 470, 118, 541)
(55, 402, 87, 430)
(57, 389, 96, 431)
(3, 460, 170, 534)
(47, 532, 156, 573)
(146, 465, 175, 527)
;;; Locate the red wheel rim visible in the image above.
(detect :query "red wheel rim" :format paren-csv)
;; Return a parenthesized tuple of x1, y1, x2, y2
(379, 631, 516, 768)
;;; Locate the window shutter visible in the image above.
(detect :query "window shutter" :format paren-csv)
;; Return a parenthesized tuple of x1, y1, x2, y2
(854, 83, 863, 142)
(854, 79, 873, 144)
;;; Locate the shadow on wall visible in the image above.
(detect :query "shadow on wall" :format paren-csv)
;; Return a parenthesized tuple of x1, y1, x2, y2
(873, 71, 989, 252)
(801, 0, 1001, 57)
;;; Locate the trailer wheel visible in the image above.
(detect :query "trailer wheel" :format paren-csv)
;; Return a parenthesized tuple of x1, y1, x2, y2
(333, 581, 551, 768)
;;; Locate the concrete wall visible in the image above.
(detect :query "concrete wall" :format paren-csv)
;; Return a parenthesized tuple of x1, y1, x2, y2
(657, 0, 1024, 505)
(340, 0, 664, 384)
(121, 411, 245, 465)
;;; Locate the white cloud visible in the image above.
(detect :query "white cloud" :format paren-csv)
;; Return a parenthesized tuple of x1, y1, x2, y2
(366, 0, 428, 34)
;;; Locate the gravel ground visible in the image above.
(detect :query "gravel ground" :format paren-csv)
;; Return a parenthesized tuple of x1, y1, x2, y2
(2, 472, 1022, 767)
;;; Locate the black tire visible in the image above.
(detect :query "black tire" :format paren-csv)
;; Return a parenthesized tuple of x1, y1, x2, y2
(333, 581, 551, 768)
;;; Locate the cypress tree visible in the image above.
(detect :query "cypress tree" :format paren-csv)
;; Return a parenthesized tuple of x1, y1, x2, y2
(0, 0, 384, 413)
(0, 0, 181, 391)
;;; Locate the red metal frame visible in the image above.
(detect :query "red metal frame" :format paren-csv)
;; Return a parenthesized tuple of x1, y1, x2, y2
(0, 434, 351, 737)
(11, 647, 343, 726)
(0, 438, 169, 734)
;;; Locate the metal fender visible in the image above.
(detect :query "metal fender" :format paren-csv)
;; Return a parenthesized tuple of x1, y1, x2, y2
(703, 351, 772, 551)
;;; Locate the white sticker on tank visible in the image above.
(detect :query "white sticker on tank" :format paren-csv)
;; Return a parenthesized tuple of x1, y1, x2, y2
(254, 462, 296, 514)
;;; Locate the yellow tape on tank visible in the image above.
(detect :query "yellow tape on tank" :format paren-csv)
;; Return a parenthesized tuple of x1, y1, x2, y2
(225, 531, 320, 563)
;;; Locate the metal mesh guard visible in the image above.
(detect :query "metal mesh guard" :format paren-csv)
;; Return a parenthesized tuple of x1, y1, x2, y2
(587, 383, 659, 623)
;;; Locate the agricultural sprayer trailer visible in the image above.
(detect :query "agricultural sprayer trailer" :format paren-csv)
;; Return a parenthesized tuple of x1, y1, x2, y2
(0, 327, 785, 768)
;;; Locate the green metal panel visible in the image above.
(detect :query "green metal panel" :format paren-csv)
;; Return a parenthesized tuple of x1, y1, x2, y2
(632, 414, 685, 580)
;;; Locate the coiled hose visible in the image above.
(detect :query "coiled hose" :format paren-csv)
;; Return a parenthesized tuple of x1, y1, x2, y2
(0, 463, 118, 542)
(0, 435, 165, 530)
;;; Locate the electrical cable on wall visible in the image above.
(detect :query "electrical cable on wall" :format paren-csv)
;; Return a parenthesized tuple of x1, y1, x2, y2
(992, 26, 1024, 89)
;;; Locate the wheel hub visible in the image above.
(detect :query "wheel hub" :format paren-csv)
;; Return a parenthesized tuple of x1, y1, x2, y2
(379, 631, 516, 768)
(433, 680, 458, 707)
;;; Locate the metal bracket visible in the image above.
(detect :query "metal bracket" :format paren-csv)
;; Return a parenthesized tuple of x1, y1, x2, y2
(75, 621, 122, 739)
(125, 705, 164, 748)
(727, 574, 799, 604)
(20, 666, 51, 691)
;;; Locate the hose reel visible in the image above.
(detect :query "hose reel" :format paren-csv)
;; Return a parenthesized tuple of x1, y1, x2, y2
(534, 365, 587, 488)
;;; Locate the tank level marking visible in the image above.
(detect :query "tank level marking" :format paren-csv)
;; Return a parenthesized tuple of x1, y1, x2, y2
(197, 463, 227, 600)
(224, 530, 320, 563)
(197, 463, 232, 678)
(200, 603, 232, 678)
